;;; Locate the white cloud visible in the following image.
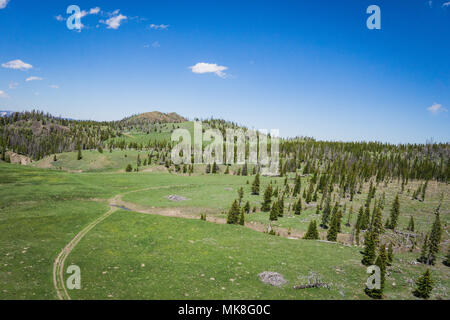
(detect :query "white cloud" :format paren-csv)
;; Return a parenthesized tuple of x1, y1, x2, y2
(427, 103, 448, 114)
(89, 7, 101, 15)
(443, 1, 450, 7)
(55, 15, 65, 22)
(0, 90, 9, 98)
(2, 59, 33, 71)
(49, 85, 59, 89)
(190, 62, 228, 78)
(9, 82, 19, 89)
(0, 0, 9, 9)
(103, 14, 127, 29)
(26, 76, 43, 82)
(150, 24, 169, 30)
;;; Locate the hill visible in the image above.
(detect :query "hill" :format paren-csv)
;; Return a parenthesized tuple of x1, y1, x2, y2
(123, 111, 187, 125)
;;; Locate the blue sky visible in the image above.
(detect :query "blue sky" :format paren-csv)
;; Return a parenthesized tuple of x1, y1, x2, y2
(0, 0, 449, 143)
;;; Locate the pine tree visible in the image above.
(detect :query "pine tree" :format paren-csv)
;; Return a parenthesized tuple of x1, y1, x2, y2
(365, 245, 387, 299)
(238, 187, 244, 205)
(327, 210, 340, 242)
(304, 220, 319, 240)
(355, 217, 361, 246)
(293, 175, 301, 196)
(362, 231, 376, 266)
(251, 173, 260, 195)
(212, 161, 218, 174)
(261, 185, 272, 212)
(278, 196, 285, 217)
(242, 162, 248, 176)
(225, 165, 230, 174)
(413, 269, 433, 299)
(244, 201, 251, 213)
(294, 198, 302, 215)
(371, 206, 384, 245)
(227, 200, 241, 225)
(345, 206, 353, 227)
(387, 243, 394, 266)
(53, 154, 57, 162)
(77, 147, 82, 161)
(388, 194, 400, 230)
(361, 205, 371, 230)
(126, 164, 133, 172)
(418, 234, 429, 264)
(443, 248, 450, 267)
(421, 180, 428, 202)
(426, 207, 442, 265)
(137, 154, 141, 167)
(239, 208, 245, 226)
(269, 202, 279, 221)
(320, 197, 331, 228)
(407, 216, 415, 232)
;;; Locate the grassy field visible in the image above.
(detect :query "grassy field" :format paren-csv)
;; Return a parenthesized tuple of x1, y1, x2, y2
(0, 161, 448, 300)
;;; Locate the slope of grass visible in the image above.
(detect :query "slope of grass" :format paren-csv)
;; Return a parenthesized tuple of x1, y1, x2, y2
(0, 163, 448, 300)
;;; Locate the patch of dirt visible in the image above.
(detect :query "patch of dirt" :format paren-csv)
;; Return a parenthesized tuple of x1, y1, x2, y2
(168, 195, 188, 202)
(258, 272, 287, 287)
(6, 151, 32, 165)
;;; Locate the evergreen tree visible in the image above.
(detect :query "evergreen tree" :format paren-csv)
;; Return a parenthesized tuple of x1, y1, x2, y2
(278, 196, 285, 217)
(136, 154, 141, 167)
(251, 173, 260, 195)
(244, 201, 251, 214)
(212, 161, 218, 174)
(238, 187, 244, 205)
(205, 163, 211, 174)
(365, 245, 387, 299)
(345, 206, 353, 227)
(53, 154, 57, 162)
(294, 198, 302, 215)
(388, 194, 400, 230)
(239, 208, 245, 226)
(371, 206, 384, 245)
(227, 200, 241, 225)
(387, 243, 394, 266)
(77, 147, 82, 160)
(261, 185, 272, 212)
(418, 234, 430, 264)
(320, 197, 331, 228)
(304, 220, 319, 240)
(125, 164, 133, 172)
(443, 248, 450, 267)
(224, 165, 230, 174)
(413, 269, 433, 299)
(361, 205, 371, 230)
(407, 216, 415, 232)
(362, 231, 376, 266)
(269, 202, 279, 221)
(293, 175, 301, 196)
(327, 210, 340, 242)
(421, 180, 428, 202)
(426, 207, 442, 265)
(242, 162, 248, 176)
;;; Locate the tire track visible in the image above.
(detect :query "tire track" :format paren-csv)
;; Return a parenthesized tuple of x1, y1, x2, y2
(53, 206, 117, 300)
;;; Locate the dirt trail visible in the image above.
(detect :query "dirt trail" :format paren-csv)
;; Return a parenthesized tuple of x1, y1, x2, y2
(112, 194, 307, 239)
(53, 206, 117, 300)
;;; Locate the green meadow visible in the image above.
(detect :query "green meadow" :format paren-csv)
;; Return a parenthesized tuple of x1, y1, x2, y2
(0, 159, 448, 300)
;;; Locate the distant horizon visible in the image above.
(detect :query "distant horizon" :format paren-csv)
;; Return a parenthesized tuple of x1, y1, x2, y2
(1, 108, 448, 146)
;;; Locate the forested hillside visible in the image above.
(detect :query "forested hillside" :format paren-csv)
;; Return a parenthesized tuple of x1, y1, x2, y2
(1, 111, 449, 185)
